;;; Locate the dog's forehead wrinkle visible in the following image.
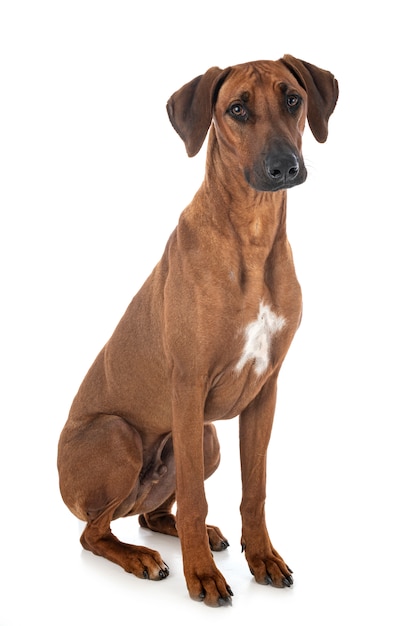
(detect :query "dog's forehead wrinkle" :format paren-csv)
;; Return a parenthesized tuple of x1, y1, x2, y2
(227, 76, 292, 111)
(277, 81, 289, 93)
(228, 61, 276, 86)
(228, 86, 278, 116)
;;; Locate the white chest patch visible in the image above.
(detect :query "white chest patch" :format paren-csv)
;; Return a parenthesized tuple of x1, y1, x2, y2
(236, 302, 286, 376)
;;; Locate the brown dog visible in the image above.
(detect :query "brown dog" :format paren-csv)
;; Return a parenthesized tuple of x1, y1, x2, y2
(58, 55, 338, 607)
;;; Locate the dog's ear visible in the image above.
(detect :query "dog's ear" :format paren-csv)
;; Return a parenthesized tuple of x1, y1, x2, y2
(281, 55, 339, 143)
(167, 67, 230, 157)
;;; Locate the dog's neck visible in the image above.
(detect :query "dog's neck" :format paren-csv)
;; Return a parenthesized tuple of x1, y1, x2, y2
(195, 131, 289, 256)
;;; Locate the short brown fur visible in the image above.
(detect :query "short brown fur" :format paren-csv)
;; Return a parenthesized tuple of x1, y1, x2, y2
(58, 55, 338, 607)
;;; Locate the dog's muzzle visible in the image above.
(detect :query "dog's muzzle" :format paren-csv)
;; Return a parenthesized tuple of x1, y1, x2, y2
(245, 143, 307, 192)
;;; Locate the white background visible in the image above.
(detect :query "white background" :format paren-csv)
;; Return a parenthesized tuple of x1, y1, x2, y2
(1, 1, 416, 623)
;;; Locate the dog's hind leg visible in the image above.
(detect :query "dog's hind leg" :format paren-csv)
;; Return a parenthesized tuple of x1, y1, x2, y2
(58, 414, 169, 580)
(138, 492, 178, 537)
(139, 423, 229, 551)
(80, 508, 169, 580)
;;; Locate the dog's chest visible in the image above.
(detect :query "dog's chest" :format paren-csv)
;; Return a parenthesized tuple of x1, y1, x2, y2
(205, 299, 292, 420)
(235, 301, 286, 376)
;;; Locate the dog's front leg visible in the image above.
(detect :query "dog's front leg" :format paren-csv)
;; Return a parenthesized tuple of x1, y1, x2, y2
(171, 379, 233, 607)
(239, 375, 293, 589)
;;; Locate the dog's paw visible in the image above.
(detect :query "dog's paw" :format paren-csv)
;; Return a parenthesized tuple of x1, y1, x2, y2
(206, 524, 229, 552)
(123, 546, 170, 581)
(185, 561, 233, 607)
(243, 543, 293, 589)
(197, 585, 234, 608)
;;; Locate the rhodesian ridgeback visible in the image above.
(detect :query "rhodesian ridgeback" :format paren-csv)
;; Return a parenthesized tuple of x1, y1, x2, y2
(58, 55, 338, 607)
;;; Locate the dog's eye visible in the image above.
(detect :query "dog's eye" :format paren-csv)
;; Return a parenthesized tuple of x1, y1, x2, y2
(286, 94, 300, 109)
(229, 103, 248, 120)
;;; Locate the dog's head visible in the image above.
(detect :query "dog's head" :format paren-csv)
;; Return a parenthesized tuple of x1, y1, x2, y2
(167, 55, 338, 192)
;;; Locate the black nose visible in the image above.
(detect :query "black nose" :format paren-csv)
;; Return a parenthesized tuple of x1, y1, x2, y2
(266, 152, 300, 184)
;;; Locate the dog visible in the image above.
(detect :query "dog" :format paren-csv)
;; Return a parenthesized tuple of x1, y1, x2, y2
(58, 54, 338, 607)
